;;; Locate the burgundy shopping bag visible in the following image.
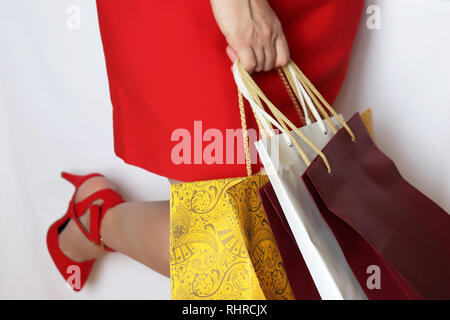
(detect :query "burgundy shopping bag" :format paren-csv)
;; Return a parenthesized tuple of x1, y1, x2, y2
(260, 180, 420, 299)
(302, 113, 450, 299)
(259, 183, 321, 300)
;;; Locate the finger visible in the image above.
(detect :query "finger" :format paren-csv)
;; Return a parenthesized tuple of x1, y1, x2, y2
(274, 35, 290, 68)
(237, 46, 257, 73)
(226, 45, 238, 62)
(253, 46, 265, 72)
(263, 45, 276, 71)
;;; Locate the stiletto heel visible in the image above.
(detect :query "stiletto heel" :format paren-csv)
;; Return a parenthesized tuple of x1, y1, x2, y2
(46, 171, 124, 291)
(60, 171, 102, 188)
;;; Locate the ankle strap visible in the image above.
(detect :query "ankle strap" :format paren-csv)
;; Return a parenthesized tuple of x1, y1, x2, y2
(71, 189, 124, 252)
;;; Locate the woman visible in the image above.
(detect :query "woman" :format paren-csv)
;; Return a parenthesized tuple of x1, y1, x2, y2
(47, 0, 364, 291)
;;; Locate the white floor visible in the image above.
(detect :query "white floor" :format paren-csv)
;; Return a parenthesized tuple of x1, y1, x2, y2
(1, 0, 449, 299)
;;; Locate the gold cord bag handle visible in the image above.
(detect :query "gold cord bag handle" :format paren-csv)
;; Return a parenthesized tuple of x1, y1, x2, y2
(235, 59, 356, 174)
(284, 61, 356, 142)
(237, 80, 296, 176)
(277, 68, 306, 126)
(238, 90, 253, 176)
(241, 67, 309, 139)
(236, 65, 307, 176)
(236, 61, 332, 173)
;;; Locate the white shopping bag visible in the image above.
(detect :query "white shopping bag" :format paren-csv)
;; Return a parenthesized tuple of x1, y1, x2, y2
(232, 61, 367, 300)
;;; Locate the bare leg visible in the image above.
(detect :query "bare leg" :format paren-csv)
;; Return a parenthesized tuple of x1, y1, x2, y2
(59, 176, 171, 278)
(102, 201, 170, 277)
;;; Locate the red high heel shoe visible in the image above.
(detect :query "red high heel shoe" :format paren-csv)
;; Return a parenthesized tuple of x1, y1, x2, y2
(46, 171, 124, 291)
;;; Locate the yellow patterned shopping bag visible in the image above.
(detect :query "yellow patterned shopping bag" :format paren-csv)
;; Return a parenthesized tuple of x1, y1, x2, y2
(170, 172, 294, 300)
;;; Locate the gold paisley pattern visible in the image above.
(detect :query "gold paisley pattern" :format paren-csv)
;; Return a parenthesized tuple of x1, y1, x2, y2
(170, 173, 294, 300)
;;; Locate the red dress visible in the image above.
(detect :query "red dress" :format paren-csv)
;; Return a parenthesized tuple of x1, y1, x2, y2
(96, 0, 364, 182)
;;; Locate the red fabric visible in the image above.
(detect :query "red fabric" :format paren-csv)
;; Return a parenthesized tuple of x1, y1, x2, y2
(259, 182, 321, 300)
(96, 0, 364, 181)
(303, 114, 450, 299)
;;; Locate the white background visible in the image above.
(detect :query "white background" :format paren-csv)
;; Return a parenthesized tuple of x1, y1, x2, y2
(0, 0, 449, 299)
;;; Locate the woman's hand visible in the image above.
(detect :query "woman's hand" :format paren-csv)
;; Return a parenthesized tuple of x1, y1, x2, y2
(210, 0, 290, 73)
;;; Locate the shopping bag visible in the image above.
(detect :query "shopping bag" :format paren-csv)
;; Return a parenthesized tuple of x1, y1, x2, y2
(258, 109, 374, 300)
(234, 60, 367, 299)
(170, 172, 295, 300)
(258, 181, 320, 300)
(302, 112, 450, 299)
(169, 71, 299, 300)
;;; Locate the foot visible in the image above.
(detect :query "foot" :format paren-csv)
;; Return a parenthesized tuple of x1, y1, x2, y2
(58, 176, 117, 262)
